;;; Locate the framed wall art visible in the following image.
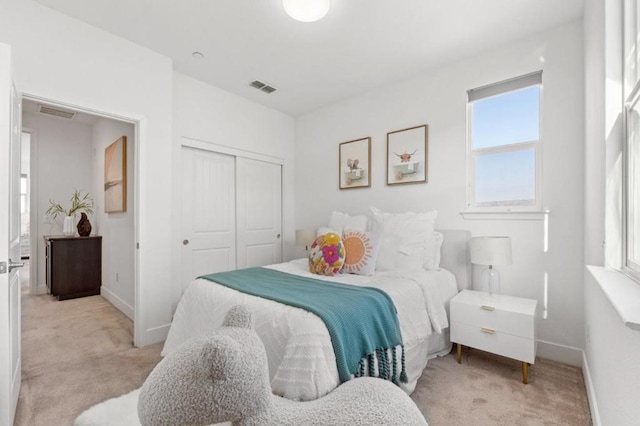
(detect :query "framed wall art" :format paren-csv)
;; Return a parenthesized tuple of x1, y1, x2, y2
(386, 124, 428, 185)
(339, 137, 371, 189)
(104, 135, 127, 213)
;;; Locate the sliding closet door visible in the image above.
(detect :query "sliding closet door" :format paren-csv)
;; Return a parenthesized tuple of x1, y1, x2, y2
(181, 147, 236, 292)
(236, 157, 282, 268)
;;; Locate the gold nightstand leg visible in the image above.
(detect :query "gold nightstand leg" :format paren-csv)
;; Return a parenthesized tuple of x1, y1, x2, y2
(456, 343, 462, 364)
(522, 362, 529, 384)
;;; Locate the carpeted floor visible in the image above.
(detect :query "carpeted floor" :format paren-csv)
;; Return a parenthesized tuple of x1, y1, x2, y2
(15, 294, 162, 426)
(412, 349, 592, 425)
(15, 293, 591, 425)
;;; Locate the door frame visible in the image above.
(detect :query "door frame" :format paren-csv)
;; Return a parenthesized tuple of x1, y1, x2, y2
(22, 93, 142, 345)
(180, 136, 285, 168)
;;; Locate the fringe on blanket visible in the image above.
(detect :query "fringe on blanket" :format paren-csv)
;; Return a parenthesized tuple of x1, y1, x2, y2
(353, 345, 407, 385)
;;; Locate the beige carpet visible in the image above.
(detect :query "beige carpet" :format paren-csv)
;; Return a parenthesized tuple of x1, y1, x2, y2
(412, 349, 592, 425)
(15, 294, 591, 425)
(15, 294, 162, 426)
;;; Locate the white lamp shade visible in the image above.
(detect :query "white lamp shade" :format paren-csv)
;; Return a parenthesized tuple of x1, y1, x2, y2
(296, 229, 317, 247)
(283, 0, 330, 22)
(469, 236, 512, 266)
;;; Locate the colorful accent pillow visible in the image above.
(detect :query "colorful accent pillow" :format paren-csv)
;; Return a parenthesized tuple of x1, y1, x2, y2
(341, 229, 381, 276)
(308, 232, 346, 276)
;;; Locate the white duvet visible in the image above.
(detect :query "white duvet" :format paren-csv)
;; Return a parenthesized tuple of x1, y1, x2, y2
(162, 259, 458, 401)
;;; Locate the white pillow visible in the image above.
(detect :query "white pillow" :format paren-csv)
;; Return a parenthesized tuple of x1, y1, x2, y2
(423, 231, 444, 270)
(327, 211, 368, 234)
(370, 207, 437, 271)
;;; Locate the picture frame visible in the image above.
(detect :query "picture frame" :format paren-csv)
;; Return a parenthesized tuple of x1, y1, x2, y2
(386, 124, 428, 185)
(339, 137, 371, 189)
(104, 136, 127, 213)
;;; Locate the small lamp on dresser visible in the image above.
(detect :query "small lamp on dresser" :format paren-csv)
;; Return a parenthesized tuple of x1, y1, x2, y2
(469, 236, 512, 295)
(295, 229, 316, 252)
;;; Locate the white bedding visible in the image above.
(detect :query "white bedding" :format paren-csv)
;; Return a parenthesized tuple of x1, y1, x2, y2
(162, 258, 458, 401)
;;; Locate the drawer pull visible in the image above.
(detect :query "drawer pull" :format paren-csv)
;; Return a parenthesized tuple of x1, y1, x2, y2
(480, 305, 495, 311)
(481, 328, 495, 334)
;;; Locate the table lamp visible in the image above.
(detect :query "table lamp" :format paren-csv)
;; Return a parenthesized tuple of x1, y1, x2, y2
(469, 236, 512, 295)
(295, 229, 317, 252)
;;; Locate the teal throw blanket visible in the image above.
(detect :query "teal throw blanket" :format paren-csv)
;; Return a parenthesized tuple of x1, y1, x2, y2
(199, 267, 407, 384)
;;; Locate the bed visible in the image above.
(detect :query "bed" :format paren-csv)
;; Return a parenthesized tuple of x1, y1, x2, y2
(162, 228, 470, 401)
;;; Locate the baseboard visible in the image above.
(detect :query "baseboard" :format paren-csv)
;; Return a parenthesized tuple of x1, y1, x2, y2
(536, 339, 583, 366)
(582, 352, 601, 426)
(137, 323, 170, 348)
(101, 286, 134, 320)
(33, 283, 48, 295)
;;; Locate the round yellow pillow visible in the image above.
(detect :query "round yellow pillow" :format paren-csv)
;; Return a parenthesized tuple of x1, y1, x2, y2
(308, 232, 346, 276)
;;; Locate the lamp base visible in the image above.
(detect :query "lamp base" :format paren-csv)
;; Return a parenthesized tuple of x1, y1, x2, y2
(481, 266, 501, 295)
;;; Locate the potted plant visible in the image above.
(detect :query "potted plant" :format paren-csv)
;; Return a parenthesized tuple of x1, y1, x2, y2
(46, 190, 95, 236)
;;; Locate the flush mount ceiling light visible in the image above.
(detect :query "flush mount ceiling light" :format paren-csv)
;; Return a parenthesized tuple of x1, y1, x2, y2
(283, 0, 330, 22)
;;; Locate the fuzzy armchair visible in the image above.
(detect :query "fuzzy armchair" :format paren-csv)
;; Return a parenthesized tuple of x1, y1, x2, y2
(137, 305, 428, 426)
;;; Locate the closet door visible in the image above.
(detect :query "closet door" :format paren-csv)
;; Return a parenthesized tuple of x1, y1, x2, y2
(181, 147, 236, 292)
(236, 157, 282, 268)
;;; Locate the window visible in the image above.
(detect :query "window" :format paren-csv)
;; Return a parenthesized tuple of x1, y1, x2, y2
(20, 174, 28, 214)
(467, 71, 542, 210)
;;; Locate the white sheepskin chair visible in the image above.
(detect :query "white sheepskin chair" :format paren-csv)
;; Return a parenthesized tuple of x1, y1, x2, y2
(77, 306, 428, 426)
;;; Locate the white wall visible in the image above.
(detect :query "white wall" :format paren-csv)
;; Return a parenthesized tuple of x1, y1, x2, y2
(91, 118, 135, 319)
(582, 0, 640, 424)
(171, 72, 295, 310)
(0, 0, 173, 346)
(295, 21, 586, 362)
(22, 112, 93, 292)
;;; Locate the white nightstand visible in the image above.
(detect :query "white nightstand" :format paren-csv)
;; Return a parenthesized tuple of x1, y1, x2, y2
(450, 289, 537, 384)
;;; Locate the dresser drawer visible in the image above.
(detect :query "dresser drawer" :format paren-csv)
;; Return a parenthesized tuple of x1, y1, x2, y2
(451, 321, 536, 364)
(451, 301, 534, 339)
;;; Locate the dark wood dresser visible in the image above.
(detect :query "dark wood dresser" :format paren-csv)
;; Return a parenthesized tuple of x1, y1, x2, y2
(44, 235, 102, 301)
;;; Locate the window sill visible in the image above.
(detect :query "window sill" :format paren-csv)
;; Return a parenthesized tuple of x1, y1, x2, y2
(587, 265, 640, 331)
(459, 210, 549, 221)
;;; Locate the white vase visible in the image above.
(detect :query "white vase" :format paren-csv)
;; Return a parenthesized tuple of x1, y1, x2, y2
(63, 216, 75, 236)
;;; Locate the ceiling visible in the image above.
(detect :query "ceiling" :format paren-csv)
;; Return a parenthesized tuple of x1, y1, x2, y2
(33, 0, 584, 117)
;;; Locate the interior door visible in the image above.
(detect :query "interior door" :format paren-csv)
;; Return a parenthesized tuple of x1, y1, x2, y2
(0, 42, 22, 426)
(236, 157, 282, 268)
(181, 147, 236, 293)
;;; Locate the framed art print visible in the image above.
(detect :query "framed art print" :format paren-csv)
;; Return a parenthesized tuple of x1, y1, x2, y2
(339, 137, 371, 189)
(387, 125, 428, 185)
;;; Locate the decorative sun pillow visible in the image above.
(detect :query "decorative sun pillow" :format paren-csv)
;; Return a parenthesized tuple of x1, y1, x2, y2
(308, 232, 346, 276)
(341, 229, 381, 276)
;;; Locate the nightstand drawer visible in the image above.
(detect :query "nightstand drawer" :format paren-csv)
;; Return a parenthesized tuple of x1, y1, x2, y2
(451, 303, 534, 339)
(451, 321, 536, 364)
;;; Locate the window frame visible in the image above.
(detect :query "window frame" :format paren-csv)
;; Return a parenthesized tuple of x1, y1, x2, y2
(466, 71, 543, 212)
(623, 81, 640, 280)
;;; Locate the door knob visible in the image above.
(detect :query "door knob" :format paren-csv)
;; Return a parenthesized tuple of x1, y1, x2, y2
(8, 259, 24, 273)
(276, 234, 281, 239)
(183, 239, 190, 245)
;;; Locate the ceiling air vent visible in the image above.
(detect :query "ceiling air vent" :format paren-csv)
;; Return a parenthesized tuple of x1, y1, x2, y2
(38, 105, 76, 120)
(249, 80, 277, 94)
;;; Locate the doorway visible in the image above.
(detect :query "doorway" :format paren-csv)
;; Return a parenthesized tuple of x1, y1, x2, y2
(21, 98, 137, 321)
